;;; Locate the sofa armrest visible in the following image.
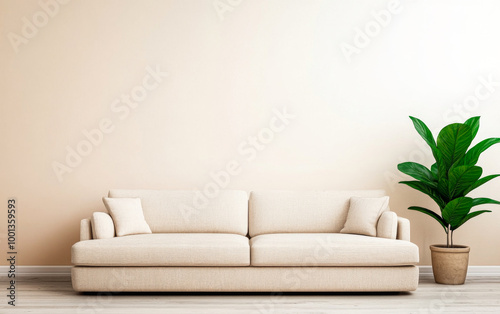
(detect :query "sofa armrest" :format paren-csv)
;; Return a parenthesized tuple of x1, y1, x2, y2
(396, 216, 411, 241)
(376, 211, 398, 239)
(80, 218, 93, 241)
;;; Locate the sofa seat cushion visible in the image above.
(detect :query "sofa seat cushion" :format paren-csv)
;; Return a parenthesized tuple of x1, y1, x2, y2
(72, 233, 250, 266)
(250, 233, 419, 266)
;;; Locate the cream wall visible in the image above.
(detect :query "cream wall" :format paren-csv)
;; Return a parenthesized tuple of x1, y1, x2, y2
(1, 0, 500, 266)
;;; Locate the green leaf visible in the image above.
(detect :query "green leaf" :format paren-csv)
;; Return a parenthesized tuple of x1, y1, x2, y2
(397, 162, 437, 187)
(431, 163, 438, 180)
(437, 123, 473, 170)
(442, 197, 473, 229)
(464, 116, 480, 141)
(463, 174, 500, 195)
(451, 210, 491, 230)
(432, 148, 448, 181)
(408, 206, 447, 232)
(399, 180, 446, 209)
(407, 117, 446, 180)
(471, 197, 500, 207)
(409, 116, 437, 149)
(461, 138, 500, 166)
(448, 165, 482, 198)
(437, 177, 451, 203)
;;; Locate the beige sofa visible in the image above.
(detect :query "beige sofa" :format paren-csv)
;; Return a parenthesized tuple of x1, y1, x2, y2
(71, 190, 419, 292)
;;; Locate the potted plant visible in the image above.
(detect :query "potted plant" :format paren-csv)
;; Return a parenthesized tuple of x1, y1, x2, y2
(398, 116, 500, 284)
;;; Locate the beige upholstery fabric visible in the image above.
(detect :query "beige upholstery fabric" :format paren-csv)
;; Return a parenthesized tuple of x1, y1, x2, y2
(72, 233, 250, 266)
(249, 190, 386, 237)
(377, 211, 398, 239)
(250, 233, 419, 266)
(80, 219, 92, 241)
(397, 216, 411, 241)
(108, 190, 248, 235)
(72, 266, 419, 292)
(103, 198, 152, 237)
(72, 190, 418, 293)
(340, 196, 389, 237)
(91, 212, 115, 239)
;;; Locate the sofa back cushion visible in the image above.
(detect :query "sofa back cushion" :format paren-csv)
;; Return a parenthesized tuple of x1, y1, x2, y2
(108, 190, 248, 235)
(248, 190, 386, 237)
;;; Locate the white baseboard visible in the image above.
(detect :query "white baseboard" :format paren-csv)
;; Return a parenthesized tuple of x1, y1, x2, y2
(1, 266, 499, 277)
(0, 266, 71, 276)
(419, 266, 500, 277)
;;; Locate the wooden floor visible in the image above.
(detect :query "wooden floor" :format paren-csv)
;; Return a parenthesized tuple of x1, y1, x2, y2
(2, 275, 499, 313)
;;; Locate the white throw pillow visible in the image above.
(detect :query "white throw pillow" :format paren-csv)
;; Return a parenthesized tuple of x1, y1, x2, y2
(376, 211, 398, 239)
(91, 212, 115, 239)
(102, 197, 152, 237)
(340, 196, 390, 237)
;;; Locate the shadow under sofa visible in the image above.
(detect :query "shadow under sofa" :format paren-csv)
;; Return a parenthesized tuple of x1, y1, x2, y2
(71, 189, 419, 292)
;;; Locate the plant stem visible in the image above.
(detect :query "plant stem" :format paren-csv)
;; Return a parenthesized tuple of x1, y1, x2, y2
(446, 225, 450, 248)
(451, 230, 454, 248)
